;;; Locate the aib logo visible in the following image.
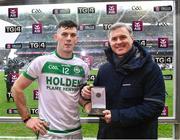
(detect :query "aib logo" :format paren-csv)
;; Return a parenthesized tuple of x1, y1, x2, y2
(161, 106, 168, 116)
(5, 44, 12, 49)
(32, 23, 42, 34)
(8, 8, 18, 18)
(154, 6, 161, 12)
(78, 25, 84, 31)
(158, 38, 168, 48)
(104, 41, 109, 47)
(33, 90, 39, 100)
(106, 4, 117, 15)
(132, 21, 143, 31)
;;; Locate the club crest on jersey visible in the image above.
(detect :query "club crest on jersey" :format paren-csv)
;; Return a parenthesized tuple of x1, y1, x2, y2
(74, 66, 81, 74)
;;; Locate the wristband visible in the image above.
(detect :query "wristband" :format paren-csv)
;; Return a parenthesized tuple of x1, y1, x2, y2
(23, 116, 31, 123)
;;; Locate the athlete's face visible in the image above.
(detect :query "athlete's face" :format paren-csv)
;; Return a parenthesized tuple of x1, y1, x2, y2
(54, 27, 78, 54)
(108, 27, 134, 58)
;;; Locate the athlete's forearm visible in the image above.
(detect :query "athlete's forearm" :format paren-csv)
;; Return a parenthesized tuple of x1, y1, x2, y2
(79, 95, 90, 107)
(11, 86, 30, 120)
(79, 95, 91, 113)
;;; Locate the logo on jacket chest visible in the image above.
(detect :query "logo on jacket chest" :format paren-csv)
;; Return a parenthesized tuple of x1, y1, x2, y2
(122, 83, 132, 86)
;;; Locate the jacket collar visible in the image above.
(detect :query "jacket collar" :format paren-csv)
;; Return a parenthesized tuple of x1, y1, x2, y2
(105, 41, 151, 75)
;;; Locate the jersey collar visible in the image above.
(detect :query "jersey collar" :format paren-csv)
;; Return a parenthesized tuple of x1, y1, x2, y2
(55, 50, 74, 60)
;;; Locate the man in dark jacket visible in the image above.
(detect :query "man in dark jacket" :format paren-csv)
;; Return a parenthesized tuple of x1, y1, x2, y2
(81, 22, 165, 139)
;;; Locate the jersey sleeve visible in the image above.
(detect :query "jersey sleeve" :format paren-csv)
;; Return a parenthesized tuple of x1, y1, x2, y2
(23, 57, 43, 81)
(82, 62, 90, 85)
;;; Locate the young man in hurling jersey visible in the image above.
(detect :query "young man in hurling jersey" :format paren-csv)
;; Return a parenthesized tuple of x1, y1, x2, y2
(12, 20, 89, 139)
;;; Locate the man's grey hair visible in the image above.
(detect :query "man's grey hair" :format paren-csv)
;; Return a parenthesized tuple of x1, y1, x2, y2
(107, 22, 133, 37)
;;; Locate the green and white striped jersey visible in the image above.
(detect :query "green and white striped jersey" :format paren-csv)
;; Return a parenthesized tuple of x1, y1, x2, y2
(23, 51, 89, 136)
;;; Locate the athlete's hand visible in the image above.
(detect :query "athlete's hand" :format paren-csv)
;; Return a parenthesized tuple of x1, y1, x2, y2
(81, 85, 92, 100)
(26, 118, 48, 135)
(102, 110, 112, 124)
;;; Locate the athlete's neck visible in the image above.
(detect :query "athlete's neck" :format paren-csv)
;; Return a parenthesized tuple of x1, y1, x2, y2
(56, 50, 73, 59)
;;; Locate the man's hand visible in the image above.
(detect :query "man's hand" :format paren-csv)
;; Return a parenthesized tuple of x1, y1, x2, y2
(102, 110, 112, 124)
(81, 85, 92, 100)
(26, 118, 49, 135)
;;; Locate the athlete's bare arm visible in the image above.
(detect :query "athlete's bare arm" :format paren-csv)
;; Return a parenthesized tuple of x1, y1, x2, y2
(11, 75, 48, 135)
(11, 75, 33, 120)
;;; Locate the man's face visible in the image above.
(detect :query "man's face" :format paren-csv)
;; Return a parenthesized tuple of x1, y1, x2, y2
(108, 27, 134, 57)
(54, 27, 78, 53)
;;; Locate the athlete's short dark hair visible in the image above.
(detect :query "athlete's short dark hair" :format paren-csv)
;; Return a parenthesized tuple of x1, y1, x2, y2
(57, 20, 78, 29)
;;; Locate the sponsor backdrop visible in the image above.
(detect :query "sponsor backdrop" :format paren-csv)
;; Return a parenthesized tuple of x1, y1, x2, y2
(0, 1, 174, 117)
